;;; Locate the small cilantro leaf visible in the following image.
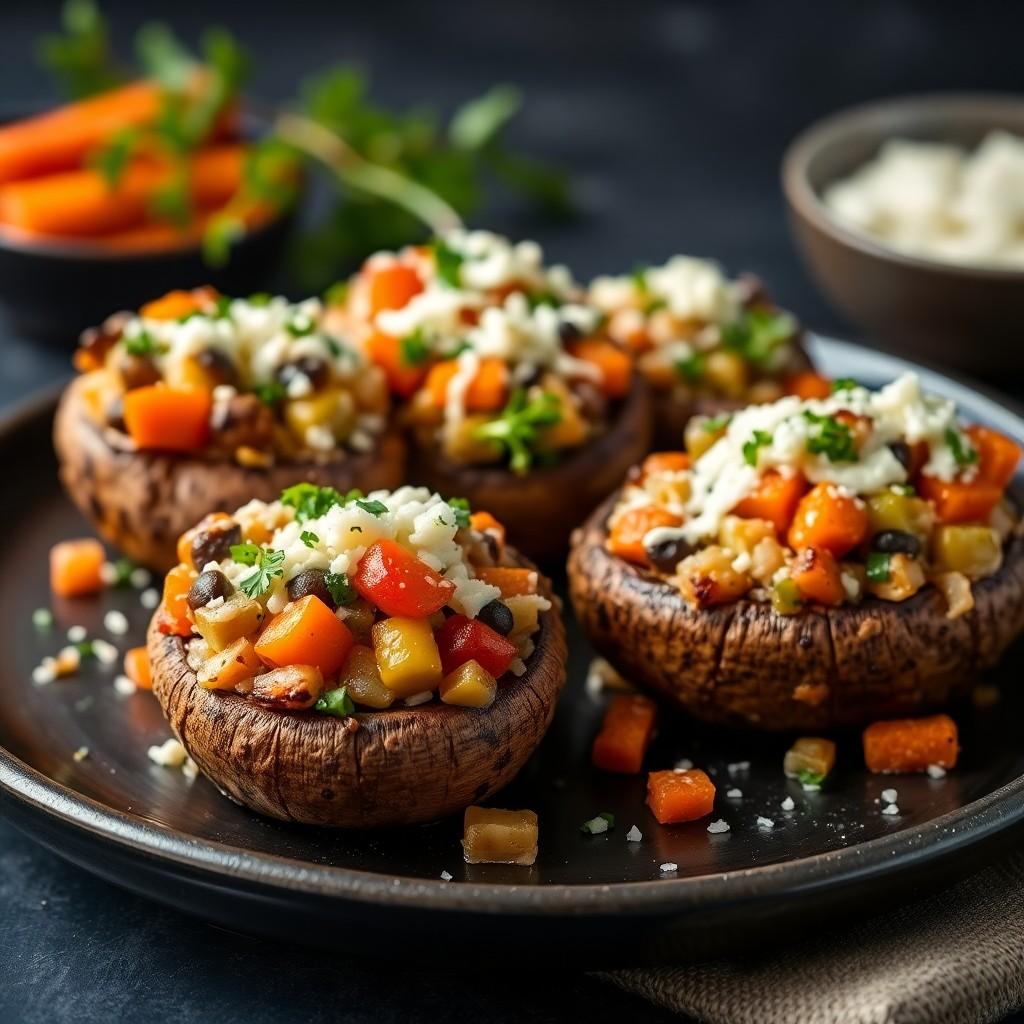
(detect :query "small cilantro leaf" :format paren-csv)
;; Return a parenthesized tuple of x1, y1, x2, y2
(253, 380, 287, 407)
(237, 548, 285, 599)
(448, 496, 471, 529)
(315, 686, 355, 718)
(474, 389, 563, 474)
(354, 498, 388, 517)
(324, 571, 357, 607)
(945, 428, 979, 468)
(431, 237, 464, 288)
(399, 329, 431, 366)
(280, 484, 345, 523)
(742, 429, 773, 467)
(123, 330, 165, 357)
(803, 411, 858, 463)
(300, 530, 319, 549)
(229, 542, 262, 566)
(674, 352, 706, 383)
(831, 377, 859, 393)
(722, 308, 797, 369)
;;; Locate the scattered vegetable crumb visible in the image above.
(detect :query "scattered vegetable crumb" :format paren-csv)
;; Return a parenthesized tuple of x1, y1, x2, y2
(66, 625, 87, 643)
(673, 758, 694, 771)
(585, 657, 630, 699)
(114, 675, 137, 696)
(182, 758, 199, 782)
(581, 812, 614, 835)
(103, 610, 129, 636)
(147, 738, 187, 767)
(72, 746, 90, 762)
(802, 781, 821, 792)
(882, 803, 900, 816)
(927, 764, 948, 779)
(140, 588, 160, 610)
(32, 663, 56, 685)
(659, 862, 678, 873)
(727, 761, 751, 775)
(707, 819, 730, 834)
(92, 638, 118, 665)
(781, 796, 796, 811)
(881, 787, 898, 804)
(129, 567, 152, 589)
(726, 787, 743, 799)
(32, 608, 53, 629)
(626, 825, 642, 843)
(440, 870, 453, 882)
(756, 816, 775, 829)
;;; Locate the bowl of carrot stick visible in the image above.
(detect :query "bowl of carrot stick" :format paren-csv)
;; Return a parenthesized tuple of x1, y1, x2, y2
(0, 79, 296, 341)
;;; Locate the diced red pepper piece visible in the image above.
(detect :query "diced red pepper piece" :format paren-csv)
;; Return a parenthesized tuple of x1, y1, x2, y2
(435, 614, 518, 679)
(353, 540, 455, 618)
(591, 693, 657, 773)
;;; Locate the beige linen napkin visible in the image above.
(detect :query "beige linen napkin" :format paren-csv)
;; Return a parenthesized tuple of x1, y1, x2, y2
(605, 851, 1024, 1024)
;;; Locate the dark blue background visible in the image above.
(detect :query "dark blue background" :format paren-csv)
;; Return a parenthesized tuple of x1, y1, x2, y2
(1, 2, 1022, 1021)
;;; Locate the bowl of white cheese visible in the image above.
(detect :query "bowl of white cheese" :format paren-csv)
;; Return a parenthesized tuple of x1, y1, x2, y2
(783, 93, 1024, 379)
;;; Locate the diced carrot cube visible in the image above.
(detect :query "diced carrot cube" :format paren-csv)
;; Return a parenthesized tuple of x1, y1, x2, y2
(157, 563, 195, 636)
(607, 506, 683, 566)
(474, 566, 538, 597)
(732, 470, 807, 535)
(365, 331, 428, 398)
(255, 595, 354, 678)
(787, 482, 869, 557)
(967, 424, 1021, 489)
(641, 452, 690, 478)
(50, 538, 105, 597)
(140, 287, 217, 321)
(784, 371, 832, 400)
(592, 693, 657, 773)
(367, 262, 423, 315)
(790, 547, 845, 605)
(123, 646, 152, 690)
(568, 339, 632, 398)
(863, 714, 959, 773)
(919, 476, 1002, 525)
(123, 386, 211, 452)
(425, 357, 509, 411)
(647, 768, 716, 824)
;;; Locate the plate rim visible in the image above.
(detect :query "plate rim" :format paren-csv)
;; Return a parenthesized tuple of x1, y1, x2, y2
(3, 336, 1024, 917)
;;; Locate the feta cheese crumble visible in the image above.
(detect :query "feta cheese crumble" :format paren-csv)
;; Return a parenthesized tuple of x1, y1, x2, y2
(626, 825, 643, 843)
(882, 803, 900, 816)
(927, 764, 948, 779)
(147, 738, 188, 767)
(756, 816, 775, 830)
(659, 862, 678, 874)
(707, 819, 731, 834)
(881, 787, 898, 804)
(780, 796, 796, 812)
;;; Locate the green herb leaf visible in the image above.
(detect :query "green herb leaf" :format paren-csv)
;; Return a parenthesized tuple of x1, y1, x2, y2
(76, 639, 95, 658)
(448, 496, 471, 529)
(866, 551, 891, 584)
(703, 414, 732, 433)
(229, 542, 262, 566)
(324, 571, 357, 607)
(797, 768, 824, 787)
(742, 429, 773, 467)
(322, 281, 348, 307)
(399, 329, 431, 366)
(315, 686, 354, 718)
(674, 352, 706, 383)
(37, 0, 124, 99)
(431, 237, 464, 288)
(722, 308, 797, 369)
(280, 483, 345, 523)
(253, 380, 287, 407)
(248, 292, 272, 307)
(91, 126, 140, 187)
(580, 812, 616, 835)
(354, 498, 388, 517)
(123, 330, 165, 357)
(238, 548, 286, 599)
(286, 316, 315, 337)
(299, 530, 319, 549)
(474, 389, 563, 474)
(449, 84, 522, 150)
(945, 428, 979, 468)
(110, 557, 136, 587)
(831, 377, 860, 393)
(892, 483, 916, 496)
(803, 411, 858, 463)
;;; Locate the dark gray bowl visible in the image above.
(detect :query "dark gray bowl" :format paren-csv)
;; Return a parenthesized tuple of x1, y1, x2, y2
(783, 93, 1024, 379)
(0, 110, 295, 344)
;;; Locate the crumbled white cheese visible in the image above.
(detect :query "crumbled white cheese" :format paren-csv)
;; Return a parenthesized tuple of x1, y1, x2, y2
(129, 567, 152, 589)
(707, 819, 731, 834)
(32, 662, 56, 685)
(72, 746, 90, 762)
(882, 803, 900, 816)
(727, 761, 751, 775)
(626, 825, 643, 843)
(182, 758, 199, 782)
(726, 788, 743, 799)
(140, 588, 160, 609)
(92, 639, 118, 666)
(103, 610, 129, 636)
(114, 675, 137, 696)
(881, 787, 898, 804)
(927, 764, 948, 779)
(99, 561, 119, 586)
(659, 862, 678, 873)
(147, 738, 188, 767)
(756, 816, 775, 830)
(781, 796, 796, 811)
(440, 870, 453, 882)
(66, 625, 87, 643)
(674, 758, 694, 772)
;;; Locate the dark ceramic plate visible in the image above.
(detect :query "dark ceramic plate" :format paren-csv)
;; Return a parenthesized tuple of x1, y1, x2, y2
(1, 336, 1023, 965)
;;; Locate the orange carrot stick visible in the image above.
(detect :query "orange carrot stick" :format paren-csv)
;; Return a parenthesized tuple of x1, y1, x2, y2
(592, 693, 657, 773)
(0, 144, 245, 237)
(863, 714, 959, 773)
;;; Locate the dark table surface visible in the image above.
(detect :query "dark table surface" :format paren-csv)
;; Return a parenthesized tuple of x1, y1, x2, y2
(2, 2, 1023, 1021)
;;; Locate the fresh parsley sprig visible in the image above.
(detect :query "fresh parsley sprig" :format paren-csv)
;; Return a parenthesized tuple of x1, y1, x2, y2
(742, 429, 773, 467)
(722, 308, 797, 369)
(474, 389, 563, 474)
(803, 411, 858, 463)
(229, 544, 286, 599)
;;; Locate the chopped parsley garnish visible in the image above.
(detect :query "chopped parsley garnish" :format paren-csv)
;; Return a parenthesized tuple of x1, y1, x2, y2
(629, 265, 648, 292)
(866, 551, 891, 583)
(324, 571, 357, 607)
(213, 295, 233, 319)
(280, 483, 345, 522)
(945, 428, 979, 468)
(722, 308, 796, 368)
(580, 811, 616, 834)
(803, 411, 858, 463)
(797, 768, 824, 788)
(703, 414, 732, 433)
(354, 498, 388, 517)
(322, 335, 343, 358)
(123, 331, 165, 357)
(234, 547, 286, 599)
(526, 290, 560, 309)
(247, 291, 272, 306)
(432, 237, 464, 288)
(286, 317, 315, 337)
(109, 557, 136, 587)
(315, 686, 354, 718)
(831, 377, 859, 393)
(674, 351, 706, 383)
(322, 280, 349, 306)
(253, 380, 287, 407)
(300, 530, 319, 548)
(473, 389, 562, 474)
(892, 483, 916, 496)
(448, 496, 472, 529)
(75, 640, 95, 658)
(399, 329, 431, 366)
(742, 429, 773, 467)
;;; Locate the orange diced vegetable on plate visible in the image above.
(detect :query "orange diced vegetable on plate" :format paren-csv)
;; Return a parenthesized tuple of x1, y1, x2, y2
(732, 469, 807, 534)
(123, 386, 211, 452)
(592, 693, 657, 773)
(647, 768, 716, 824)
(607, 505, 683, 566)
(469, 511, 505, 553)
(474, 566, 538, 597)
(863, 714, 959, 773)
(140, 288, 217, 321)
(255, 595, 354, 678)
(967, 424, 1021, 488)
(787, 481, 869, 557)
(568, 339, 632, 398)
(123, 646, 152, 690)
(50, 538, 105, 597)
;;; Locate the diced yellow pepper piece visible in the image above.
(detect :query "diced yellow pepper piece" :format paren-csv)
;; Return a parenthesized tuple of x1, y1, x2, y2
(371, 616, 442, 698)
(439, 659, 497, 709)
(783, 736, 836, 786)
(197, 637, 262, 691)
(462, 806, 538, 865)
(193, 593, 265, 652)
(343, 645, 395, 709)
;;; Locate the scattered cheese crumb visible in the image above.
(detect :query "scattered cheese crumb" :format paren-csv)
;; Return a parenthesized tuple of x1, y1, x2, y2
(882, 803, 900, 816)
(103, 610, 129, 636)
(927, 764, 947, 779)
(92, 639, 118, 665)
(72, 746, 90, 762)
(147, 738, 187, 767)
(674, 758, 694, 771)
(32, 608, 53, 629)
(707, 819, 730, 834)
(881, 787, 898, 804)
(440, 870, 453, 882)
(726, 787, 743, 799)
(129, 567, 152, 589)
(802, 781, 821, 792)
(182, 758, 199, 782)
(140, 588, 160, 610)
(626, 825, 642, 843)
(756, 816, 775, 829)
(32, 663, 56, 685)
(659, 862, 678, 873)
(781, 796, 796, 811)
(114, 675, 137, 696)
(99, 561, 118, 586)
(66, 625, 87, 643)
(727, 761, 751, 775)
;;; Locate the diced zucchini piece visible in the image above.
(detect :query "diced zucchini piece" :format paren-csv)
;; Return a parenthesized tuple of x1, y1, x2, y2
(783, 736, 836, 787)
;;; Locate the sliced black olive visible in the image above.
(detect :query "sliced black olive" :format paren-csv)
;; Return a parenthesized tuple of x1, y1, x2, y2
(888, 441, 912, 472)
(287, 568, 336, 609)
(558, 321, 582, 344)
(196, 348, 239, 388)
(191, 519, 242, 569)
(477, 599, 514, 636)
(871, 529, 921, 557)
(117, 353, 161, 391)
(644, 534, 694, 574)
(187, 570, 234, 610)
(106, 395, 126, 432)
(277, 357, 330, 392)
